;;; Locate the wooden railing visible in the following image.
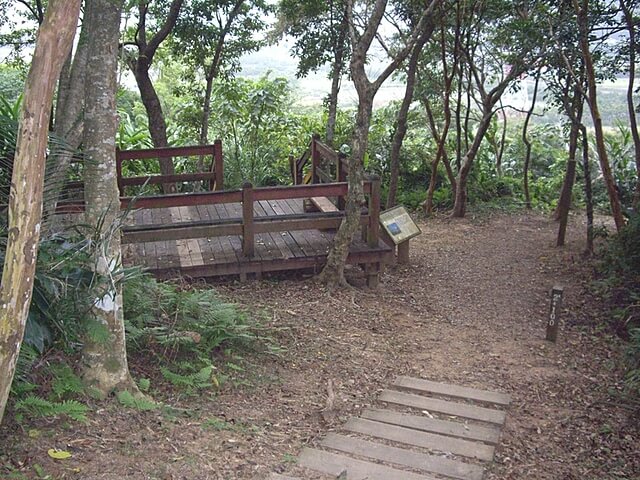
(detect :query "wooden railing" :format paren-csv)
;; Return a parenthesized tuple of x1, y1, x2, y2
(120, 178, 382, 259)
(290, 135, 349, 210)
(116, 140, 224, 195)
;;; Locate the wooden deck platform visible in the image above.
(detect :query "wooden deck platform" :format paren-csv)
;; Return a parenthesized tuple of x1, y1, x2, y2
(121, 197, 391, 280)
(58, 141, 391, 284)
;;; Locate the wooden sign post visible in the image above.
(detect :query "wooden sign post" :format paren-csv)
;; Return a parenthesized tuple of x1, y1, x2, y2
(546, 286, 564, 342)
(379, 206, 421, 265)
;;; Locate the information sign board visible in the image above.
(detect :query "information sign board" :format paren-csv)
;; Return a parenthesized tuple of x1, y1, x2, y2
(379, 206, 421, 245)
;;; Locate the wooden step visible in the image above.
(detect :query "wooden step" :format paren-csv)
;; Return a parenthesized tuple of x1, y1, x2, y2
(320, 433, 484, 480)
(393, 376, 511, 406)
(298, 448, 438, 480)
(379, 390, 507, 425)
(344, 417, 495, 461)
(362, 408, 502, 444)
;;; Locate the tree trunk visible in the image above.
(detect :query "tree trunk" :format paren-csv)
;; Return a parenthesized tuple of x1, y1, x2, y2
(45, 22, 89, 220)
(386, 34, 427, 209)
(619, 0, 640, 209)
(198, 0, 243, 159)
(128, 0, 184, 193)
(81, 0, 136, 396)
(423, 97, 455, 214)
(575, 0, 625, 231)
(319, 0, 438, 286)
(522, 69, 541, 209)
(326, 15, 348, 147)
(318, 97, 370, 286)
(0, 0, 80, 425)
(132, 63, 175, 177)
(556, 122, 580, 246)
(197, 73, 214, 174)
(452, 104, 494, 217)
(495, 102, 507, 177)
(580, 124, 594, 254)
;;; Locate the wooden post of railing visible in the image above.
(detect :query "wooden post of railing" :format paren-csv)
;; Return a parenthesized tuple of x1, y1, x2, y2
(213, 139, 224, 191)
(311, 133, 320, 184)
(289, 154, 296, 185)
(115, 149, 124, 196)
(337, 152, 347, 210)
(242, 181, 254, 257)
(368, 175, 381, 248)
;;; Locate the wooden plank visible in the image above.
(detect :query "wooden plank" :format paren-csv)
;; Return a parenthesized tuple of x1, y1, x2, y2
(320, 433, 484, 480)
(284, 198, 331, 256)
(344, 418, 495, 461)
(122, 223, 243, 244)
(260, 201, 304, 258)
(393, 377, 511, 407)
(140, 208, 157, 270)
(169, 207, 193, 268)
(310, 196, 339, 212)
(194, 204, 219, 264)
(255, 201, 290, 259)
(208, 204, 239, 263)
(379, 390, 507, 425)
(361, 409, 501, 445)
(298, 448, 437, 480)
(182, 206, 204, 267)
(276, 199, 319, 257)
(220, 202, 244, 261)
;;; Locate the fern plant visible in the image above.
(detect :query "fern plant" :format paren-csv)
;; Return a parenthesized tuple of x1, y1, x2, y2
(123, 274, 264, 360)
(14, 396, 88, 422)
(116, 391, 158, 411)
(160, 365, 216, 395)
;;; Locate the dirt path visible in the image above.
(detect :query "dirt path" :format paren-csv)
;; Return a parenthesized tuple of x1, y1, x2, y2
(2, 212, 638, 479)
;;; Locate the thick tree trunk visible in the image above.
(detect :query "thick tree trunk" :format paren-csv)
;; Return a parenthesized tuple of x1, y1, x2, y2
(82, 0, 136, 396)
(522, 69, 541, 209)
(0, 0, 80, 425)
(575, 0, 625, 231)
(386, 35, 426, 209)
(318, 99, 370, 286)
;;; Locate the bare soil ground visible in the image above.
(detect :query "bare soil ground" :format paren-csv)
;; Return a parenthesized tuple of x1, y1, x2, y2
(1, 212, 639, 479)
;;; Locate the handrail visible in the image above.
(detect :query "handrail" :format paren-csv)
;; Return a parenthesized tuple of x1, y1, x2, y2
(56, 181, 373, 213)
(116, 140, 224, 194)
(118, 176, 382, 259)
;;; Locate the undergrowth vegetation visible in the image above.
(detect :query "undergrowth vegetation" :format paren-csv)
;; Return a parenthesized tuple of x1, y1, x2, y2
(595, 212, 640, 398)
(4, 226, 271, 423)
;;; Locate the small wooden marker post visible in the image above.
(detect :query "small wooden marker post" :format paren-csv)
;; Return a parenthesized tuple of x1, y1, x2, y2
(546, 285, 564, 342)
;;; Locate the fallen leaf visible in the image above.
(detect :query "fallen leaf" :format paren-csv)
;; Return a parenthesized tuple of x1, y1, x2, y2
(48, 449, 72, 460)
